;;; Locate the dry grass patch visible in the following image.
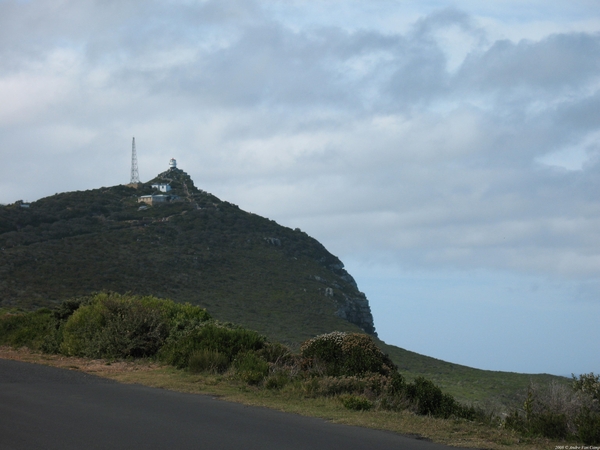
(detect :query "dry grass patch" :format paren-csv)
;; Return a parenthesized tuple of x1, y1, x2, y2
(0, 346, 160, 375)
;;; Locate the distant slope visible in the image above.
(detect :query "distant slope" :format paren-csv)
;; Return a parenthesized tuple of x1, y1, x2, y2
(0, 167, 568, 409)
(378, 341, 568, 409)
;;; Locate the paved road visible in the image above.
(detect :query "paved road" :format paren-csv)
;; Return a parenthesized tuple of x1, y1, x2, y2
(0, 359, 460, 450)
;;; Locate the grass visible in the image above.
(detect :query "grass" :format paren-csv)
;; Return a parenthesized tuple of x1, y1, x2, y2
(0, 346, 572, 450)
(379, 341, 570, 411)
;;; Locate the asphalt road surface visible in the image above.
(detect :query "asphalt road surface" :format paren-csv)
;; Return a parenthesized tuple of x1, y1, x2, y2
(0, 359, 461, 450)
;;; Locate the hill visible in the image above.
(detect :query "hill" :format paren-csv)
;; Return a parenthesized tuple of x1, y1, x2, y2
(0, 165, 374, 346)
(0, 163, 568, 407)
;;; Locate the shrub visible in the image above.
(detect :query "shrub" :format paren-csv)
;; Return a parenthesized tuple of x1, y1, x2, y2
(233, 352, 269, 385)
(378, 394, 411, 412)
(52, 292, 211, 357)
(40, 325, 64, 354)
(299, 373, 404, 400)
(572, 373, 600, 401)
(504, 410, 527, 433)
(341, 395, 373, 411)
(188, 349, 230, 374)
(300, 332, 396, 377)
(160, 300, 212, 337)
(63, 298, 168, 358)
(59, 293, 203, 358)
(158, 322, 266, 369)
(504, 381, 600, 443)
(52, 298, 87, 322)
(301, 376, 367, 397)
(0, 309, 55, 350)
(405, 376, 457, 418)
(256, 341, 293, 365)
(265, 371, 290, 390)
(576, 408, 600, 445)
(453, 403, 494, 423)
(528, 411, 570, 439)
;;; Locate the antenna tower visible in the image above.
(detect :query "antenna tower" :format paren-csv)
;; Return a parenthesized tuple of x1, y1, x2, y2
(130, 137, 140, 184)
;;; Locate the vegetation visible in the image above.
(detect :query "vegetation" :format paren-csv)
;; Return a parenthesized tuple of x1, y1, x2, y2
(0, 169, 573, 411)
(504, 379, 600, 444)
(300, 331, 397, 377)
(0, 307, 55, 349)
(2, 294, 597, 447)
(0, 169, 370, 346)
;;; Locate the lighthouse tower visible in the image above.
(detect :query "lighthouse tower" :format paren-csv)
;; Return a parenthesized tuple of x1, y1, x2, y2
(169, 158, 177, 169)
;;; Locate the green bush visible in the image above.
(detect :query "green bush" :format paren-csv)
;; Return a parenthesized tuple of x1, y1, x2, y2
(188, 349, 230, 374)
(453, 403, 494, 423)
(300, 332, 396, 377)
(42, 296, 104, 354)
(504, 410, 527, 433)
(529, 412, 570, 439)
(572, 373, 600, 401)
(62, 295, 168, 358)
(233, 352, 269, 385)
(52, 298, 88, 322)
(378, 394, 411, 412)
(256, 341, 293, 364)
(160, 300, 212, 336)
(405, 376, 457, 418)
(158, 322, 266, 369)
(576, 408, 600, 445)
(265, 371, 290, 390)
(0, 309, 55, 350)
(60, 292, 209, 358)
(504, 381, 600, 443)
(341, 395, 373, 411)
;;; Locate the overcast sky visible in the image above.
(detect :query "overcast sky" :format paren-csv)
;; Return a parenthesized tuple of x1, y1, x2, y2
(1, 0, 599, 376)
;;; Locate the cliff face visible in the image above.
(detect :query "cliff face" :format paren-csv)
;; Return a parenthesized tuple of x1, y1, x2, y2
(0, 168, 376, 343)
(314, 268, 376, 336)
(336, 292, 376, 335)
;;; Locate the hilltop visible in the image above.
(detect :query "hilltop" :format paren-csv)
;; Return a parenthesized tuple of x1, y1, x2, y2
(0, 164, 374, 345)
(0, 164, 568, 408)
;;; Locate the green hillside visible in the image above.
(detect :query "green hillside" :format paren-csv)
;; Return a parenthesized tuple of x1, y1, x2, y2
(378, 342, 567, 409)
(0, 166, 568, 408)
(0, 167, 374, 346)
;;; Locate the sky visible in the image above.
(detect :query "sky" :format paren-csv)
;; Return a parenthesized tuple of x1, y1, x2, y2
(1, 0, 599, 376)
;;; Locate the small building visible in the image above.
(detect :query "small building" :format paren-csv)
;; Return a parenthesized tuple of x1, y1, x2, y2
(151, 183, 171, 193)
(169, 158, 177, 169)
(138, 195, 169, 205)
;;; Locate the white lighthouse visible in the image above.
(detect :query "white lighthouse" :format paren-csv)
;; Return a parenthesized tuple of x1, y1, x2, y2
(169, 158, 177, 169)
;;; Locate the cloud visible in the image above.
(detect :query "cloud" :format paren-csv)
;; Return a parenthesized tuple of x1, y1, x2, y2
(1, 0, 600, 286)
(457, 32, 600, 93)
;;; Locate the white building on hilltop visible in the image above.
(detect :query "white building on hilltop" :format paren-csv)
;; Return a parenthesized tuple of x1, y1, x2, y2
(151, 183, 171, 193)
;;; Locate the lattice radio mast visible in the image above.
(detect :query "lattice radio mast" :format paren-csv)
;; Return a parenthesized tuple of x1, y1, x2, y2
(130, 137, 140, 184)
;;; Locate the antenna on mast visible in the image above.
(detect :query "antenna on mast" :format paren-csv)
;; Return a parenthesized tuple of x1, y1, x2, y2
(130, 137, 140, 184)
